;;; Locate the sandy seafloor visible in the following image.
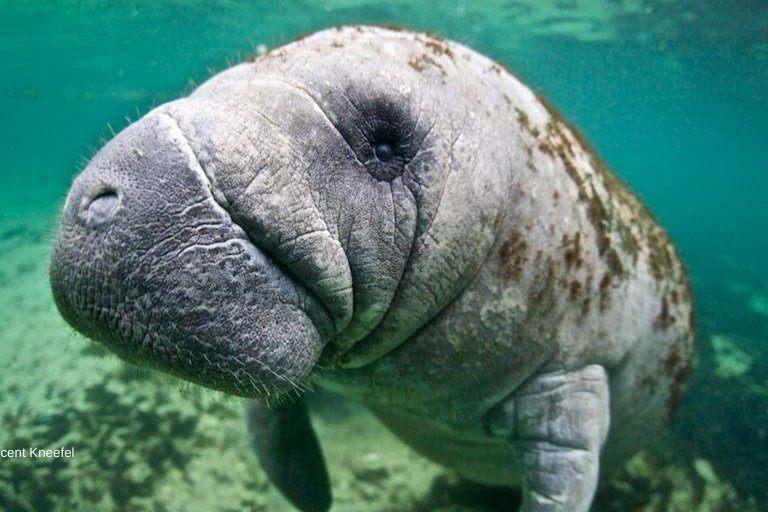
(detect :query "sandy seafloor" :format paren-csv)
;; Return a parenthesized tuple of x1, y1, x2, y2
(0, 214, 765, 511)
(2, 0, 768, 510)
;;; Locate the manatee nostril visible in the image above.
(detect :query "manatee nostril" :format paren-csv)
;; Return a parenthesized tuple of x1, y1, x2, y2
(79, 188, 120, 226)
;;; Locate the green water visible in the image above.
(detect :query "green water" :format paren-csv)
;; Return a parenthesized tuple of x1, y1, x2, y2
(1, 1, 767, 510)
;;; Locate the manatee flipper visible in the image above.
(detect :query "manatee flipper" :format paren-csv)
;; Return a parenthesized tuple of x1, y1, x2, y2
(245, 398, 331, 512)
(487, 365, 610, 512)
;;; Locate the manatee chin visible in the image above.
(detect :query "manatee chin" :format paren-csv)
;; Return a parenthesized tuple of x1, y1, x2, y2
(49, 112, 334, 401)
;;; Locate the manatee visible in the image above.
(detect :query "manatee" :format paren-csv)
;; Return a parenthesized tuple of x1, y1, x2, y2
(50, 26, 695, 512)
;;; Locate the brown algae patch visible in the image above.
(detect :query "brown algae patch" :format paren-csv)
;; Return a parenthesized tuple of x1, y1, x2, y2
(562, 232, 584, 269)
(498, 229, 529, 281)
(409, 33, 455, 75)
(408, 53, 445, 75)
(516, 108, 540, 138)
(533, 91, 688, 294)
(423, 36, 454, 59)
(664, 337, 694, 418)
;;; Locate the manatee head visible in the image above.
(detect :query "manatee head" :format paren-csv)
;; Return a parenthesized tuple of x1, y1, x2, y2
(50, 26, 512, 400)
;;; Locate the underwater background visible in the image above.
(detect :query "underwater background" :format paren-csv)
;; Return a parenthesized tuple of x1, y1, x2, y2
(1, 1, 767, 510)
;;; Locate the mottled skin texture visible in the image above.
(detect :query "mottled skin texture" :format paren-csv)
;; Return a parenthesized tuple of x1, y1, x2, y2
(50, 26, 694, 512)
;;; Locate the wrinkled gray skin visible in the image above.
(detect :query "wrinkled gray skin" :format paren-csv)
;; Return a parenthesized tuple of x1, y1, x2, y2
(51, 26, 695, 512)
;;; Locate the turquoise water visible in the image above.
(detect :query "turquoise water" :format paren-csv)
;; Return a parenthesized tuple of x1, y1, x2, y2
(1, 1, 767, 510)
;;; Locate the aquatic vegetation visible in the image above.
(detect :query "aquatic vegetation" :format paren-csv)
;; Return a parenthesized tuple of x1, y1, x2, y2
(595, 451, 760, 512)
(749, 294, 768, 318)
(711, 334, 754, 379)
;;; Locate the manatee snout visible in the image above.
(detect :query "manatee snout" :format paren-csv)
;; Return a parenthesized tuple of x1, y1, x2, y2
(50, 111, 333, 400)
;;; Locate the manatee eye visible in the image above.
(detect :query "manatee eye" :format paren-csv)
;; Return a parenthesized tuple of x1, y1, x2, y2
(80, 188, 120, 227)
(367, 140, 404, 182)
(374, 142, 395, 163)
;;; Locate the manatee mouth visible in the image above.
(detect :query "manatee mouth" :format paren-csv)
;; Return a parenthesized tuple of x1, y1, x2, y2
(49, 114, 334, 400)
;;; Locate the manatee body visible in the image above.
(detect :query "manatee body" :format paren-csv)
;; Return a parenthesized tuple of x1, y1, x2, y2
(51, 26, 694, 512)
